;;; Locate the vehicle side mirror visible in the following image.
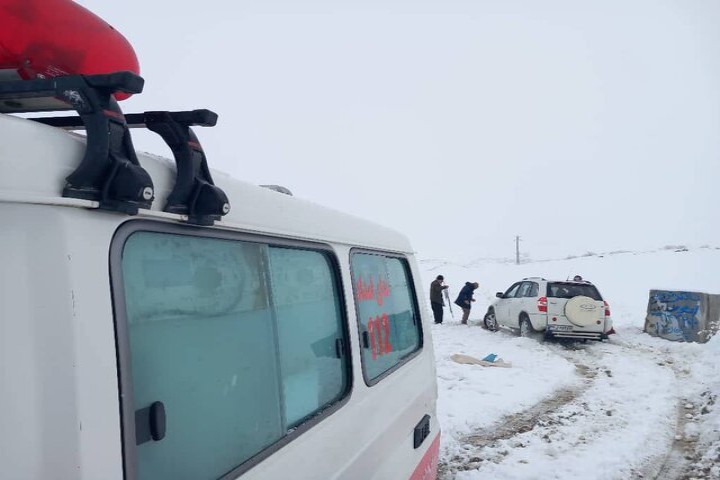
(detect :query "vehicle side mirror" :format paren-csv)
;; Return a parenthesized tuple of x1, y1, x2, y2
(495, 292, 503, 298)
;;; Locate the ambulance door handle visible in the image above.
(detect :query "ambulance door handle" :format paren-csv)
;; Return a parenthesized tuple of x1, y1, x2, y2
(135, 401, 166, 445)
(362, 331, 371, 349)
(335, 338, 345, 358)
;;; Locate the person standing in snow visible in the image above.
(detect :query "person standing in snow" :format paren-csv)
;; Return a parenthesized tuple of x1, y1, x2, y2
(455, 281, 479, 325)
(429, 275, 449, 324)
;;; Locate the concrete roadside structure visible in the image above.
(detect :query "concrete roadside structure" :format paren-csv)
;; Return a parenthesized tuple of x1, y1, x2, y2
(644, 290, 720, 343)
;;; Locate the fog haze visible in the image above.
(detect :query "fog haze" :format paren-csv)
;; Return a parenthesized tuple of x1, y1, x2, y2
(78, 0, 720, 261)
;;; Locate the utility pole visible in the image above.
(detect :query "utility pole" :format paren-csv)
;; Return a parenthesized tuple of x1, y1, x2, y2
(515, 236, 521, 265)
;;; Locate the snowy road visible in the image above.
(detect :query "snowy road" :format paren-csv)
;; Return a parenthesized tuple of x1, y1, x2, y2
(422, 249, 720, 480)
(433, 324, 718, 480)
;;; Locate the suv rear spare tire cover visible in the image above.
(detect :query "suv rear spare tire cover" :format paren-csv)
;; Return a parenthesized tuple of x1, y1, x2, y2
(564, 296, 600, 327)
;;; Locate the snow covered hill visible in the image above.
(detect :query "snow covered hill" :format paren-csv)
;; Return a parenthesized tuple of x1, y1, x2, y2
(418, 247, 720, 480)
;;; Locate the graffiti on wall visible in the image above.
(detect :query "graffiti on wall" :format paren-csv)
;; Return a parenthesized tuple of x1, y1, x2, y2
(645, 290, 704, 342)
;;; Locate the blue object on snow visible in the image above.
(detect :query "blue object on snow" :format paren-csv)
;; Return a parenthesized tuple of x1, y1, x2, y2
(482, 353, 497, 362)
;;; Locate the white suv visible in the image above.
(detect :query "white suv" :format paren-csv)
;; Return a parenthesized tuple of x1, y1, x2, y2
(483, 277, 614, 341)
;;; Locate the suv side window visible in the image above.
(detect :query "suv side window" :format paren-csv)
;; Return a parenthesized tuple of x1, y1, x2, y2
(504, 282, 521, 298)
(516, 282, 532, 298)
(114, 230, 350, 480)
(528, 282, 539, 297)
(350, 252, 422, 384)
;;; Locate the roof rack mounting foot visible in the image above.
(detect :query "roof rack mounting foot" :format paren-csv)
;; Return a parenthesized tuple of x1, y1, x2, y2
(0, 72, 154, 214)
(65, 95, 154, 215)
(135, 109, 230, 226)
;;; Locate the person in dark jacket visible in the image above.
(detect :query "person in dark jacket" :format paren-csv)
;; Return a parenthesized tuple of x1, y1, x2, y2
(429, 275, 449, 324)
(454, 281, 479, 325)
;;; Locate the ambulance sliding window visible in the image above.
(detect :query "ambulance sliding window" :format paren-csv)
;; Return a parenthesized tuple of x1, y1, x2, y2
(118, 231, 349, 480)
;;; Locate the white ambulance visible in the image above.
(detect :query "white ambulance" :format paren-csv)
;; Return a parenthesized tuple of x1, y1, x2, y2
(0, 35, 439, 480)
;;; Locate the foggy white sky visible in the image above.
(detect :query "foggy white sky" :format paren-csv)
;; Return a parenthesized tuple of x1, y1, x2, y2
(78, 0, 720, 261)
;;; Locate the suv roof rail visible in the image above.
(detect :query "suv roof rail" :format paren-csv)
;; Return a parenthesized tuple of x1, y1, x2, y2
(0, 72, 229, 224)
(523, 277, 546, 281)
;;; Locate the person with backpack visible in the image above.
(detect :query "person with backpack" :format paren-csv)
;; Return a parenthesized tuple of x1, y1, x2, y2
(455, 281, 479, 325)
(429, 275, 449, 324)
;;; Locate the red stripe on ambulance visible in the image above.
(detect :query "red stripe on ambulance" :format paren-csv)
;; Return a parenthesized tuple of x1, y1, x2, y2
(409, 433, 440, 480)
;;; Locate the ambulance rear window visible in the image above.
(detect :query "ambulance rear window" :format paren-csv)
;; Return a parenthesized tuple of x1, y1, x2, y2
(350, 252, 422, 384)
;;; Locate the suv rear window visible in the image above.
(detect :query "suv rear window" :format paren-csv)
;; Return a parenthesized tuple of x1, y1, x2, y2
(547, 282, 602, 300)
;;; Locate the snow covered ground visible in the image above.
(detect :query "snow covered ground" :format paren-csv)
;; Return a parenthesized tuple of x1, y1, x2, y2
(419, 248, 720, 479)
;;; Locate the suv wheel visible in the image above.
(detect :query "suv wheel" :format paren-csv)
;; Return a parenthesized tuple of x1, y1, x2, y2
(519, 314, 544, 342)
(484, 310, 498, 331)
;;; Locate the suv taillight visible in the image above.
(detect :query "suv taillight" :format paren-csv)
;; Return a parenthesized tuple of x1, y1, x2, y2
(604, 301, 611, 317)
(538, 296, 548, 313)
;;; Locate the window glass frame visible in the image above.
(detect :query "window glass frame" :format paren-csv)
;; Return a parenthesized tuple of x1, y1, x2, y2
(504, 282, 521, 298)
(110, 220, 353, 480)
(516, 282, 531, 298)
(349, 248, 424, 387)
(547, 282, 603, 300)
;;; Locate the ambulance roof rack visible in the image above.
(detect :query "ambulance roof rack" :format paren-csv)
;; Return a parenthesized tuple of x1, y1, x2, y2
(0, 71, 153, 214)
(0, 72, 230, 225)
(131, 109, 229, 225)
(38, 108, 231, 226)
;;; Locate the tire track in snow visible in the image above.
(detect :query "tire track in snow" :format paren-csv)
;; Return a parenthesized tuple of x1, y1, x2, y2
(653, 402, 697, 480)
(440, 339, 679, 480)
(551, 340, 688, 480)
(438, 356, 597, 478)
(613, 338, 719, 480)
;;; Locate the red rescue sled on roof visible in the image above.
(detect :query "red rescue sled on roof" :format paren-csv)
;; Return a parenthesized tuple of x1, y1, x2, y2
(0, 0, 229, 224)
(0, 0, 139, 100)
